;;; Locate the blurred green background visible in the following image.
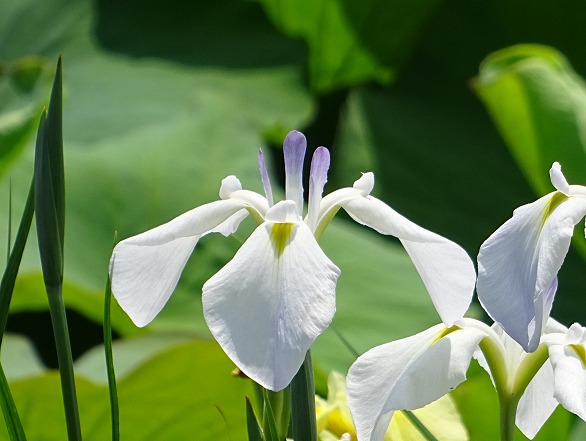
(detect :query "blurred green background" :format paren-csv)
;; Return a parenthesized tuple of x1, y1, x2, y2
(2, 0, 586, 439)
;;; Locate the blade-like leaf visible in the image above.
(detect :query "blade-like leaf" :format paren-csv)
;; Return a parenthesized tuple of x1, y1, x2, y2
(34, 56, 63, 291)
(0, 178, 34, 341)
(34, 57, 81, 441)
(261, 389, 280, 441)
(0, 362, 26, 440)
(103, 274, 119, 441)
(246, 397, 264, 441)
(290, 350, 317, 441)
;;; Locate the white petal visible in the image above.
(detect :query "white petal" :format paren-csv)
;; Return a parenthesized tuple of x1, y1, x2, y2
(549, 324, 586, 421)
(110, 199, 247, 327)
(342, 196, 476, 326)
(550, 162, 570, 195)
(516, 359, 557, 439)
(477, 192, 586, 351)
(347, 324, 484, 441)
(202, 220, 340, 391)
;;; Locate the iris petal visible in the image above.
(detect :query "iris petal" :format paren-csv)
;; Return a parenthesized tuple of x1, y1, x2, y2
(549, 323, 586, 421)
(202, 218, 340, 391)
(283, 130, 307, 214)
(347, 324, 484, 441)
(342, 196, 475, 326)
(477, 193, 586, 352)
(110, 199, 247, 327)
(307, 147, 330, 232)
(258, 149, 274, 207)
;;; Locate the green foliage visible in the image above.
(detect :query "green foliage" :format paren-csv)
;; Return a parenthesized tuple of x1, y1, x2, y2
(257, 0, 440, 92)
(0, 339, 253, 440)
(1, 0, 586, 439)
(474, 44, 586, 194)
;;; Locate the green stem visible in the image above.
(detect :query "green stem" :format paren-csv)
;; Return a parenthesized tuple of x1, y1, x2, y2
(403, 410, 439, 441)
(478, 336, 549, 441)
(47, 288, 82, 441)
(103, 276, 119, 441)
(498, 394, 519, 441)
(290, 350, 317, 441)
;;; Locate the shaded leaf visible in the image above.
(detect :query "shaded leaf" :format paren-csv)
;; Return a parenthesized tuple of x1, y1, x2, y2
(2, 339, 253, 440)
(258, 0, 440, 92)
(474, 44, 586, 194)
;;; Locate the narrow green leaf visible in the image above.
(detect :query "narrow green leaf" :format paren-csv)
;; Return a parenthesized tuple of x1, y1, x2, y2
(103, 274, 119, 441)
(290, 350, 317, 441)
(34, 56, 64, 291)
(266, 387, 290, 440)
(0, 362, 26, 440)
(246, 397, 265, 441)
(402, 410, 440, 441)
(261, 389, 280, 441)
(0, 179, 34, 341)
(34, 56, 81, 441)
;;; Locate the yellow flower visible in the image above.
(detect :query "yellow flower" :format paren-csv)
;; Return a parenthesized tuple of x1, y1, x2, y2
(316, 371, 468, 441)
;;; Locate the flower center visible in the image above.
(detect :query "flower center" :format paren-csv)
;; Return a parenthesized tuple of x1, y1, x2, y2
(433, 325, 460, 344)
(271, 223, 293, 257)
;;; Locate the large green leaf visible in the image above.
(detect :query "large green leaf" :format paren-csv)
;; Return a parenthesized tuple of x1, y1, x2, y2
(474, 44, 586, 194)
(257, 0, 440, 92)
(0, 0, 459, 371)
(0, 0, 312, 334)
(2, 339, 252, 440)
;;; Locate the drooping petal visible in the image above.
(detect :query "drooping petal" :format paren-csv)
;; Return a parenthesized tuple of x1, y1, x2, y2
(347, 324, 484, 441)
(258, 148, 274, 207)
(516, 359, 557, 439)
(202, 201, 340, 391)
(307, 147, 330, 232)
(477, 192, 586, 352)
(548, 323, 586, 421)
(110, 199, 248, 327)
(283, 130, 307, 214)
(341, 194, 475, 326)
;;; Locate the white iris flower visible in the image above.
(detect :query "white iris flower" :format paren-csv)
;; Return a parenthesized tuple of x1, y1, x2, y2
(109, 130, 474, 391)
(477, 162, 586, 352)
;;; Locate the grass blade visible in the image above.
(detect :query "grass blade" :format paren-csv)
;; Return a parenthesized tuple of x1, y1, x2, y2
(290, 350, 317, 441)
(403, 410, 440, 441)
(246, 397, 264, 441)
(0, 179, 34, 342)
(104, 273, 119, 441)
(0, 362, 26, 440)
(35, 56, 81, 441)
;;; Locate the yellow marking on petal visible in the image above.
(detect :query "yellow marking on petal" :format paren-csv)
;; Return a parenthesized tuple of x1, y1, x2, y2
(432, 325, 461, 344)
(271, 223, 293, 257)
(569, 344, 586, 367)
(541, 192, 568, 229)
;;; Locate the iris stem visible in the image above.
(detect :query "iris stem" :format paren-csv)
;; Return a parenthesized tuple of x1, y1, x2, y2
(498, 395, 519, 441)
(104, 275, 119, 441)
(47, 287, 82, 441)
(290, 350, 317, 441)
(479, 337, 549, 441)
